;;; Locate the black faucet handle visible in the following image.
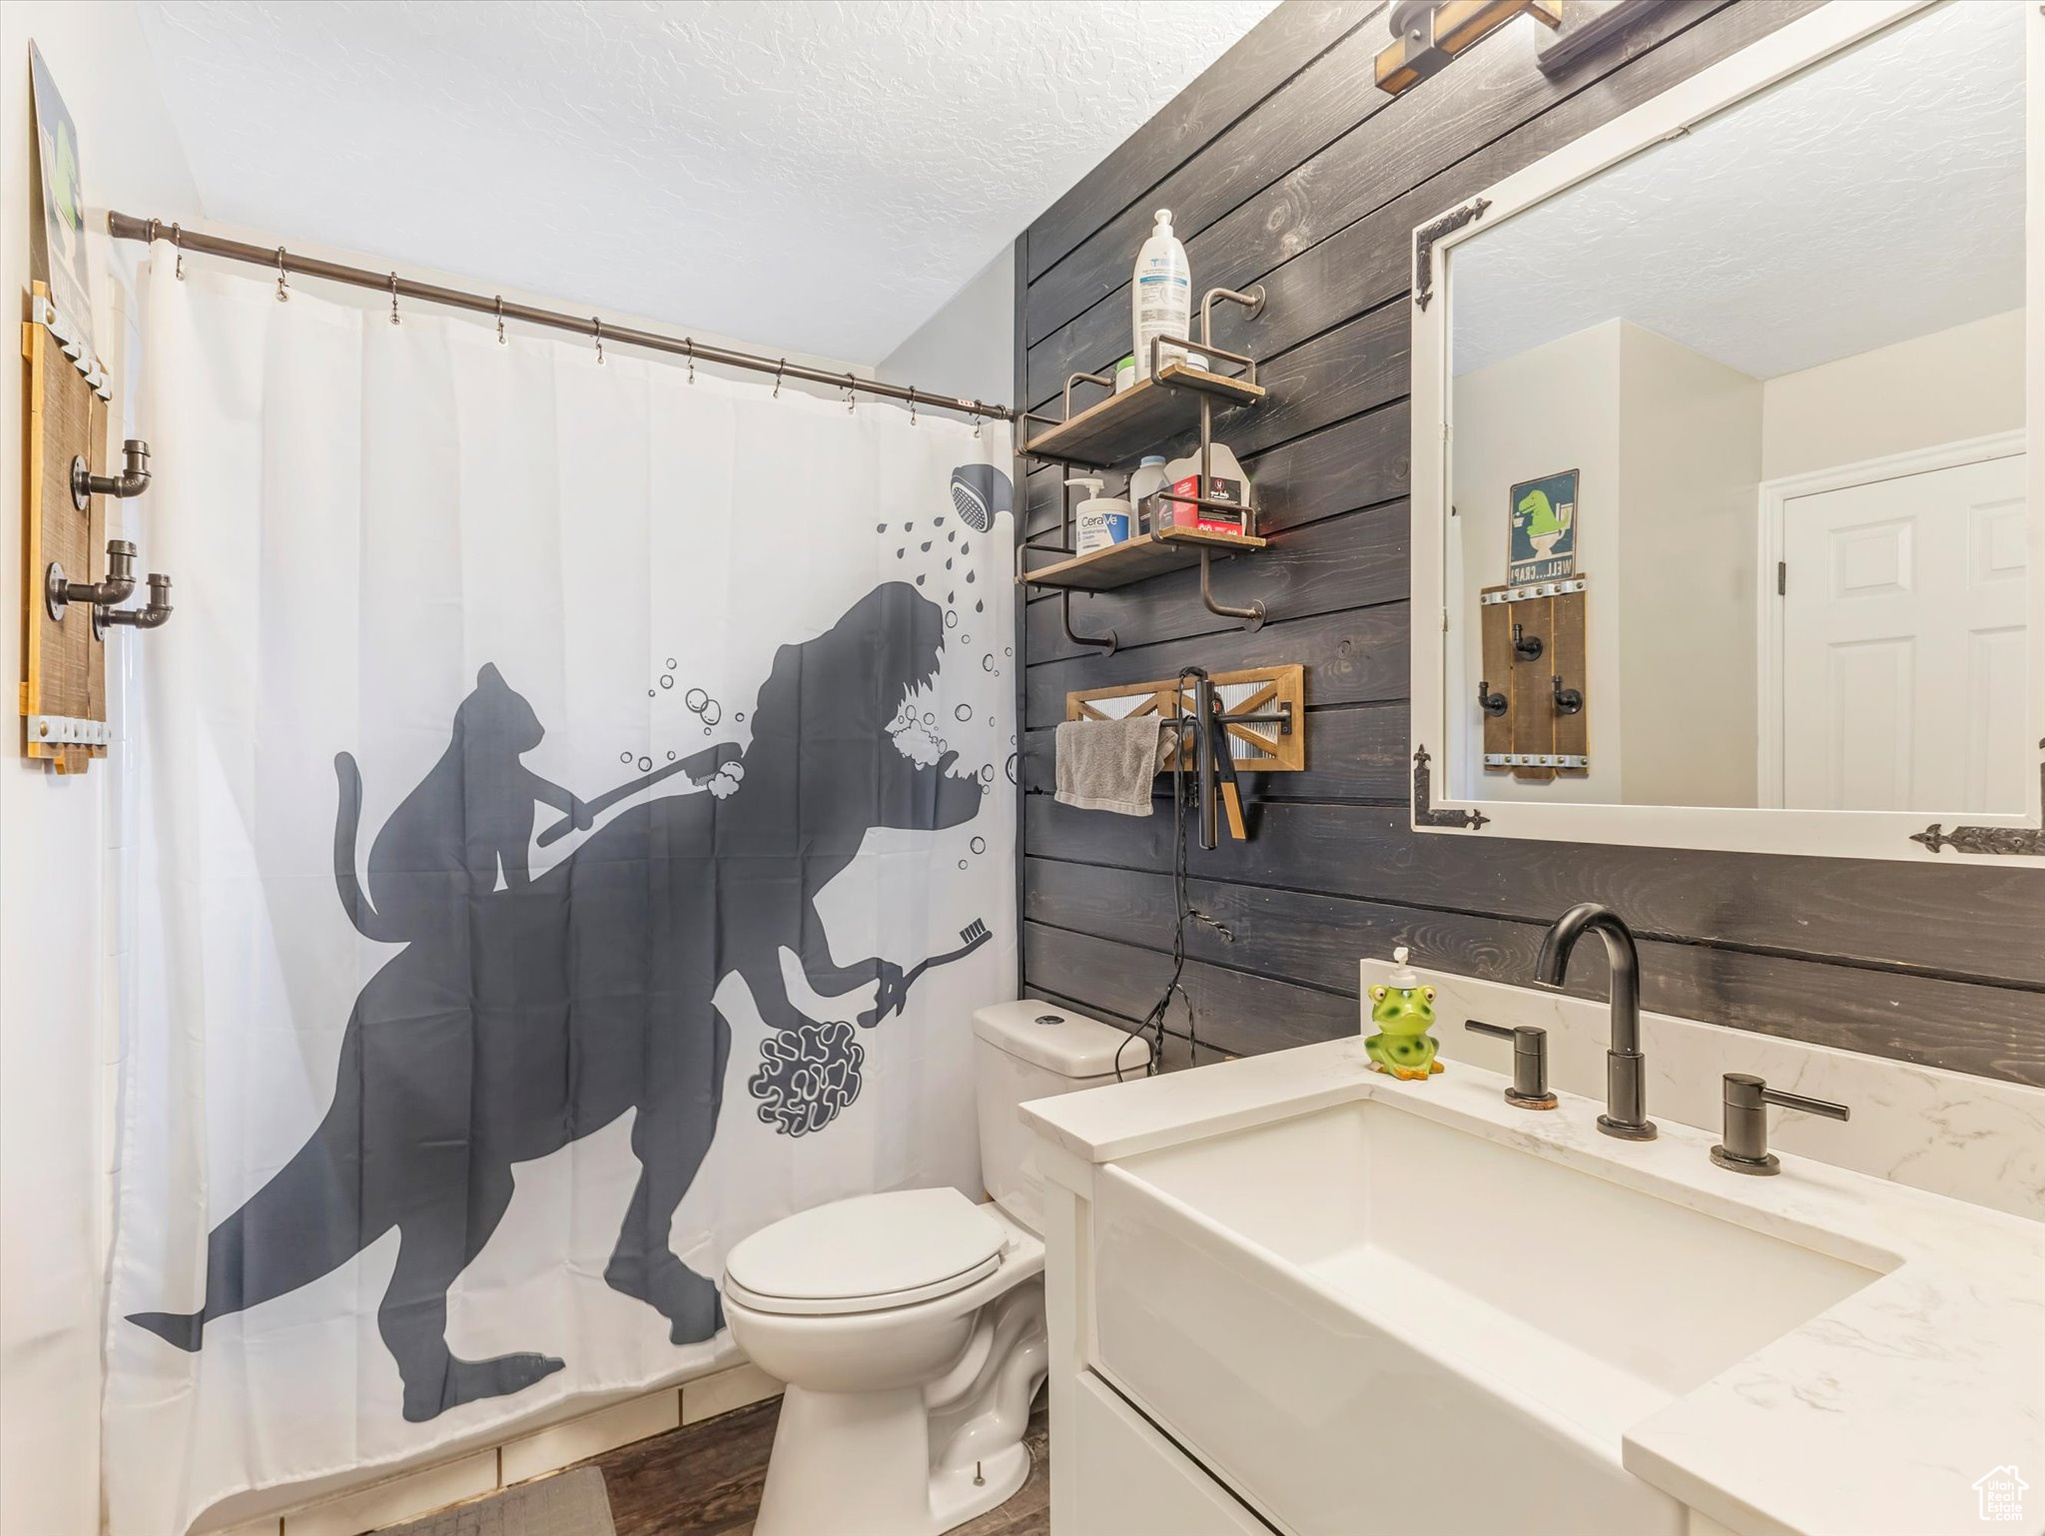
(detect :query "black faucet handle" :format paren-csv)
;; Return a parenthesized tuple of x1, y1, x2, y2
(1712, 1073, 1849, 1176)
(1464, 1019, 1557, 1110)
(1762, 1083, 1849, 1120)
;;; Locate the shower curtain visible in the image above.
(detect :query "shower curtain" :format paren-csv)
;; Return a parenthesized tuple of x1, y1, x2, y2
(102, 263, 1017, 1535)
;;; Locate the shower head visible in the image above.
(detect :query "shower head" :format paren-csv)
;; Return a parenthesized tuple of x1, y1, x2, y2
(949, 463, 1010, 533)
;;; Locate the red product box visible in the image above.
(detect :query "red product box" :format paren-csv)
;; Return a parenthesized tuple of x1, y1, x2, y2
(1164, 473, 1247, 536)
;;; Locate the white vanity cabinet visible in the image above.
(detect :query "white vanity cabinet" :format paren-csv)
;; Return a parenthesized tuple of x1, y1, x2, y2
(1037, 1137, 1286, 1536)
(1024, 1035, 2045, 1536)
(1067, 1373, 1270, 1536)
(1038, 1112, 1735, 1536)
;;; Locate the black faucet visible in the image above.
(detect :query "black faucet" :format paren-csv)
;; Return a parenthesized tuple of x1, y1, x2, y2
(1534, 902, 1657, 1141)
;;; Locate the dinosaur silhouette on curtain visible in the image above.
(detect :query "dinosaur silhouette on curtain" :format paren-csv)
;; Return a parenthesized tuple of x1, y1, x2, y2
(128, 580, 987, 1422)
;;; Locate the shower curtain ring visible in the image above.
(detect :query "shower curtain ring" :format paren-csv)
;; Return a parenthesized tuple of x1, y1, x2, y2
(389, 272, 400, 326)
(845, 372, 857, 413)
(494, 295, 505, 345)
(685, 338, 695, 384)
(773, 358, 785, 399)
(592, 316, 605, 365)
(171, 222, 183, 280)
(275, 246, 289, 302)
(908, 386, 917, 427)
(970, 406, 981, 439)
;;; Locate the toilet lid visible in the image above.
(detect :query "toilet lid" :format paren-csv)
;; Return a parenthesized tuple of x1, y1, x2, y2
(723, 1188, 1007, 1317)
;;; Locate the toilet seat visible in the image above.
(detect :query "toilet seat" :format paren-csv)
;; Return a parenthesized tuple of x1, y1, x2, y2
(724, 1187, 1009, 1318)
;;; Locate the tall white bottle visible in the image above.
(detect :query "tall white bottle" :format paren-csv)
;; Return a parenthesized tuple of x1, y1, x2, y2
(1131, 209, 1191, 381)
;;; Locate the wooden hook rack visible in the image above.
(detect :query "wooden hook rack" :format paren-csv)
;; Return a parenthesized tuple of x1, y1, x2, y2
(1478, 575, 1590, 780)
(1065, 663, 1305, 774)
(21, 283, 110, 774)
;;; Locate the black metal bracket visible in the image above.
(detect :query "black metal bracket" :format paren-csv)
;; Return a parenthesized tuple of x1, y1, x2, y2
(1413, 745, 1489, 830)
(1061, 590, 1116, 655)
(1512, 622, 1543, 662)
(1477, 680, 1508, 718)
(1911, 744, 2045, 856)
(1014, 531, 1071, 580)
(1015, 408, 1068, 468)
(1414, 198, 1490, 311)
(1552, 675, 1583, 715)
(1062, 368, 1115, 420)
(1199, 548, 1264, 629)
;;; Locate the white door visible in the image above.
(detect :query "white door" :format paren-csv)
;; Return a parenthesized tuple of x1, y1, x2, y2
(1781, 452, 2028, 813)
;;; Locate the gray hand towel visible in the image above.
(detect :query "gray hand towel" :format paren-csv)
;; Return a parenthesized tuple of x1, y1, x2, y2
(1055, 715, 1167, 816)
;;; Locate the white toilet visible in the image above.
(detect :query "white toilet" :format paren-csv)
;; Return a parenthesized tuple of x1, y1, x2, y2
(722, 1000, 1149, 1536)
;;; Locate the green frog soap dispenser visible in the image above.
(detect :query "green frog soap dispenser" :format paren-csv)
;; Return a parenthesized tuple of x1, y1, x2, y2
(1366, 946, 1443, 1080)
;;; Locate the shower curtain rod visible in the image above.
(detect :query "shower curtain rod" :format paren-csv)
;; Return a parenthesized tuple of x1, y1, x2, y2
(105, 212, 1017, 424)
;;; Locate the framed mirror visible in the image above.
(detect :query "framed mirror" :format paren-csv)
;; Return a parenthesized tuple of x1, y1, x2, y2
(1409, 0, 2043, 862)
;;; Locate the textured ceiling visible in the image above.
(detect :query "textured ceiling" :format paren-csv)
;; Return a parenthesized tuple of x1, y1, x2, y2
(1453, 1, 2024, 381)
(136, 0, 1278, 364)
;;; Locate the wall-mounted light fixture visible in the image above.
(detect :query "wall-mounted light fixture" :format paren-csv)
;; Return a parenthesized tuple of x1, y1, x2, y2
(1375, 0, 1562, 95)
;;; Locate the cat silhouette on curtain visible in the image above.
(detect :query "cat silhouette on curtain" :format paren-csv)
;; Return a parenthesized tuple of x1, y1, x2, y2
(331, 663, 591, 940)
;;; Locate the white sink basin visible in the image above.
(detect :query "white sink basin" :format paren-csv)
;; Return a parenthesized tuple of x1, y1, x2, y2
(1093, 1097, 1884, 1536)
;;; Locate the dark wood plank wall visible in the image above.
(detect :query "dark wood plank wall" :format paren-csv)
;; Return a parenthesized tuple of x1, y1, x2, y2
(1014, 0, 2045, 1089)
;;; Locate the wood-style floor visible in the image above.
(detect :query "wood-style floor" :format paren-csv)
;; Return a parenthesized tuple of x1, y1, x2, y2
(592, 1394, 1051, 1536)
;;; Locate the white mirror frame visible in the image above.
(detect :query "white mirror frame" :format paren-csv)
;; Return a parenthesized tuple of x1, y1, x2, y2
(1408, 0, 2045, 864)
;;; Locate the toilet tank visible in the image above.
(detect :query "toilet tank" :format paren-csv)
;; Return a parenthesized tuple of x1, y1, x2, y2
(973, 1000, 1151, 1235)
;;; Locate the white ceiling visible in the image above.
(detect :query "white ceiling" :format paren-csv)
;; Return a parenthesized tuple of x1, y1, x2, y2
(1452, 1, 2025, 381)
(135, 0, 1279, 365)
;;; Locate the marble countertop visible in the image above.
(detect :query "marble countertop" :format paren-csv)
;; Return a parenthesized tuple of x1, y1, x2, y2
(1022, 1036, 2045, 1536)
(1359, 960, 2045, 1223)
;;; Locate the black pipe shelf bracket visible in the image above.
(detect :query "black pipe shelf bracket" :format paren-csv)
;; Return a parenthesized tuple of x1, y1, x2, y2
(1016, 285, 1274, 634)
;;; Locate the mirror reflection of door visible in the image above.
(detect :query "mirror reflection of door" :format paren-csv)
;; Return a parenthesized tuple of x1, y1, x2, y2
(1444, 0, 2029, 815)
(1777, 449, 2028, 813)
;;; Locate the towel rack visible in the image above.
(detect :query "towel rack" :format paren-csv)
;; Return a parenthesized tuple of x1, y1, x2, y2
(1066, 664, 1305, 774)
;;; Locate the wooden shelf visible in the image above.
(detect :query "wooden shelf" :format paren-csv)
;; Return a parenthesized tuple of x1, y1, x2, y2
(1017, 527, 1267, 593)
(1024, 362, 1265, 468)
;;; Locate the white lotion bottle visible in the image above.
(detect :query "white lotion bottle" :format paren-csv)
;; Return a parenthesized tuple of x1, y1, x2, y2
(1132, 209, 1192, 381)
(1129, 455, 1170, 534)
